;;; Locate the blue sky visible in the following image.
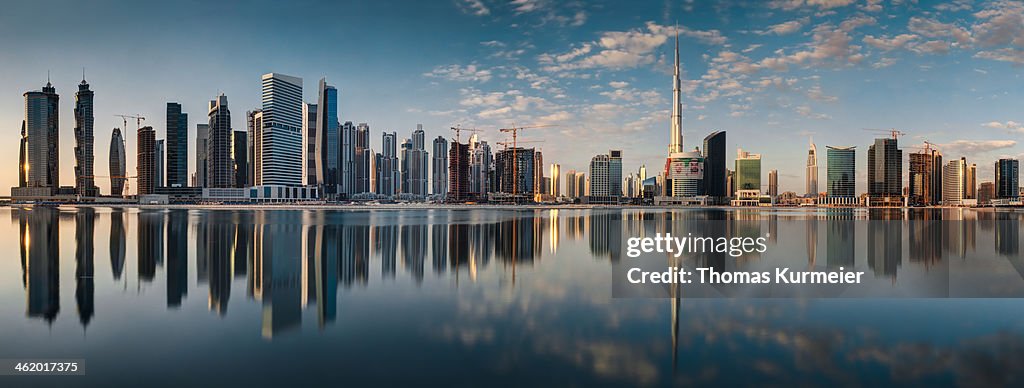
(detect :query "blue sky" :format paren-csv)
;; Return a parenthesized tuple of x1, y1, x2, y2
(2, 0, 1023, 195)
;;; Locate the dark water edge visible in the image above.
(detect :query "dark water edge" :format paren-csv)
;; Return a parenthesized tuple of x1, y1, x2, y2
(1, 206, 1023, 387)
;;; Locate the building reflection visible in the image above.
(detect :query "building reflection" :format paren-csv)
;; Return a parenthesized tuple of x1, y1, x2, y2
(826, 210, 855, 269)
(378, 224, 397, 279)
(166, 210, 188, 307)
(995, 212, 1020, 257)
(75, 208, 95, 327)
(401, 223, 427, 283)
(431, 223, 447, 274)
(340, 223, 370, 287)
(253, 211, 303, 339)
(138, 210, 163, 283)
(907, 208, 942, 269)
(588, 211, 622, 261)
(19, 207, 60, 324)
(203, 212, 234, 315)
(867, 209, 902, 280)
(109, 209, 126, 280)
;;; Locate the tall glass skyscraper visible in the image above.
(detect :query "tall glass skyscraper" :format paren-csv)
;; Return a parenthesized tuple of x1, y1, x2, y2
(702, 131, 726, 199)
(341, 121, 356, 196)
(195, 124, 209, 187)
(23, 80, 60, 189)
(315, 78, 339, 194)
(74, 77, 97, 196)
(354, 123, 371, 194)
(996, 158, 1019, 199)
(207, 94, 234, 188)
(257, 73, 303, 186)
(432, 135, 448, 197)
(109, 128, 126, 196)
(233, 131, 248, 188)
(137, 126, 156, 195)
(166, 103, 188, 188)
(826, 146, 856, 198)
(867, 137, 902, 205)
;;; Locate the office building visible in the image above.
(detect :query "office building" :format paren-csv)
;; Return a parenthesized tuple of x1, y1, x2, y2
(432, 136, 448, 197)
(195, 124, 209, 187)
(257, 73, 303, 186)
(996, 158, 1019, 199)
(166, 103, 188, 188)
(768, 169, 778, 199)
(734, 148, 761, 193)
(943, 158, 966, 206)
(302, 103, 318, 186)
(341, 121, 356, 196)
(550, 164, 561, 196)
(246, 110, 262, 187)
(702, 131, 726, 199)
(826, 146, 856, 205)
(665, 149, 704, 198)
(315, 78, 340, 194)
(565, 170, 578, 198)
(575, 172, 587, 198)
(806, 139, 818, 196)
(207, 94, 234, 188)
(137, 126, 156, 195)
(110, 128, 126, 196)
(867, 137, 902, 206)
(155, 139, 165, 188)
(23, 80, 60, 190)
(588, 150, 621, 204)
(965, 161, 977, 199)
(400, 125, 428, 196)
(354, 123, 371, 194)
(233, 131, 248, 188)
(533, 150, 545, 197)
(74, 77, 97, 196)
(635, 164, 647, 199)
(469, 135, 492, 200)
(379, 132, 400, 196)
(979, 181, 995, 205)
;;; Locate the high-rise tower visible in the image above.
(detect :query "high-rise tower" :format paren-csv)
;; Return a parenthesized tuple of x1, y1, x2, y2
(668, 28, 684, 154)
(806, 138, 818, 197)
(207, 94, 234, 188)
(23, 80, 60, 189)
(257, 73, 303, 186)
(315, 78, 339, 194)
(166, 103, 188, 188)
(109, 128, 126, 196)
(74, 76, 97, 196)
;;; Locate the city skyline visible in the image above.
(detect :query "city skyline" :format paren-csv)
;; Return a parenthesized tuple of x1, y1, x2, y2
(3, 1, 1024, 196)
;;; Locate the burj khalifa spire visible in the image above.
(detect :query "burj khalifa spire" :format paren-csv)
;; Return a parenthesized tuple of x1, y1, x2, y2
(668, 26, 684, 155)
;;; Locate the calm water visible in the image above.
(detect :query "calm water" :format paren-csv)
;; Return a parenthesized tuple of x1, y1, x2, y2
(2, 206, 1024, 387)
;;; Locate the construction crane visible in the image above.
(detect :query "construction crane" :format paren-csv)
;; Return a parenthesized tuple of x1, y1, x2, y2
(862, 128, 906, 140)
(498, 124, 556, 199)
(450, 125, 482, 144)
(115, 114, 146, 131)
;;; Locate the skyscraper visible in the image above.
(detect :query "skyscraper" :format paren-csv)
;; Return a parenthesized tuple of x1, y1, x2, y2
(195, 124, 209, 187)
(257, 73, 303, 186)
(768, 169, 778, 199)
(18, 121, 26, 188)
(400, 125, 428, 196)
(826, 146, 856, 202)
(995, 158, 1019, 199)
(867, 137, 902, 205)
(550, 164, 561, 196)
(533, 150, 545, 197)
(942, 158, 966, 206)
(432, 135, 448, 197)
(166, 103, 188, 188)
(565, 169, 578, 198)
(469, 134, 492, 200)
(155, 139, 165, 188)
(137, 126, 156, 195)
(668, 28, 683, 154)
(354, 123, 371, 194)
(341, 121, 357, 196)
(74, 76, 97, 196)
(588, 150, 622, 203)
(109, 128, 126, 196)
(315, 78, 339, 195)
(806, 139, 818, 197)
(233, 131, 248, 188)
(23, 80, 60, 190)
(448, 141, 470, 201)
(965, 161, 977, 199)
(496, 147, 535, 199)
(246, 110, 261, 187)
(909, 148, 942, 206)
(207, 94, 234, 188)
(379, 132, 399, 196)
(734, 148, 761, 193)
(702, 131, 726, 199)
(302, 102, 318, 186)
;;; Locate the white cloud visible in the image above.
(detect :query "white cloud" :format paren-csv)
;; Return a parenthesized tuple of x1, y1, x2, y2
(908, 16, 972, 46)
(975, 48, 1024, 64)
(758, 18, 809, 35)
(767, 0, 856, 11)
(539, 22, 726, 73)
(863, 34, 918, 50)
(456, 0, 490, 16)
(609, 81, 630, 88)
(941, 139, 1017, 155)
(425, 64, 493, 82)
(796, 105, 832, 120)
(982, 121, 1024, 131)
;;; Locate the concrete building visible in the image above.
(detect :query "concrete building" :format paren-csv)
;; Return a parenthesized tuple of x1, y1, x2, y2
(448, 141, 470, 202)
(495, 147, 535, 201)
(909, 148, 942, 206)
(469, 134, 492, 200)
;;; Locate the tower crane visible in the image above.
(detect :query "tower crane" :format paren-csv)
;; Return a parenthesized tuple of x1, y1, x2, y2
(450, 125, 482, 144)
(862, 128, 906, 140)
(115, 114, 146, 132)
(497, 124, 556, 199)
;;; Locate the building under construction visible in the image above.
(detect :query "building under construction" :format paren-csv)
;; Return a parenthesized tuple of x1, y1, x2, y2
(493, 147, 535, 203)
(447, 141, 470, 202)
(909, 147, 942, 206)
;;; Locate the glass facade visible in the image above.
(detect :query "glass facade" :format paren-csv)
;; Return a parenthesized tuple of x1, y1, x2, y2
(996, 158, 1019, 199)
(826, 146, 856, 198)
